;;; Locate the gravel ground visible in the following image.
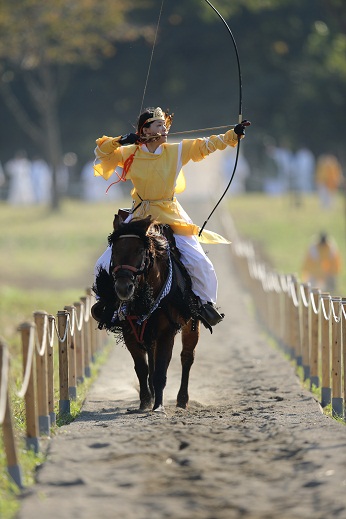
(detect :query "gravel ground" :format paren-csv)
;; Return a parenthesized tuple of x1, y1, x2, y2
(17, 194, 346, 519)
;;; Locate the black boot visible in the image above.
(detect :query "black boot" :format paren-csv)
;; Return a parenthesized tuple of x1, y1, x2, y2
(91, 300, 106, 323)
(198, 302, 224, 331)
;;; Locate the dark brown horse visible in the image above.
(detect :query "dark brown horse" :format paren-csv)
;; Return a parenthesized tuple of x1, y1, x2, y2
(92, 215, 200, 413)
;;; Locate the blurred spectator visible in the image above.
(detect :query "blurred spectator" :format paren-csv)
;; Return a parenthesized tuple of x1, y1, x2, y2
(31, 156, 52, 204)
(315, 154, 342, 209)
(221, 147, 250, 195)
(264, 140, 293, 195)
(301, 232, 341, 292)
(81, 159, 107, 201)
(292, 147, 315, 193)
(5, 150, 35, 205)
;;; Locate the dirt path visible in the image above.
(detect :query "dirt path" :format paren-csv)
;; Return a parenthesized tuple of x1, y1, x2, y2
(17, 195, 346, 519)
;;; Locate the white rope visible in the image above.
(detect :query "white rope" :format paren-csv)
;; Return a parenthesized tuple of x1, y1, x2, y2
(34, 316, 48, 357)
(75, 304, 85, 332)
(342, 301, 346, 320)
(17, 326, 35, 399)
(289, 279, 300, 308)
(320, 294, 332, 321)
(47, 316, 55, 348)
(279, 274, 289, 293)
(300, 284, 310, 308)
(330, 298, 342, 323)
(310, 289, 321, 315)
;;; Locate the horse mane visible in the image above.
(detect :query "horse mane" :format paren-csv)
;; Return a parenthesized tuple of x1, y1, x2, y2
(108, 216, 169, 260)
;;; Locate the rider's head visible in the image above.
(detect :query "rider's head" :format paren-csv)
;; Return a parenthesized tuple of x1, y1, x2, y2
(137, 107, 173, 137)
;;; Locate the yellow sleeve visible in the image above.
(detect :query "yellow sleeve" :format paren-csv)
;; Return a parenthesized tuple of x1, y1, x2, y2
(93, 135, 124, 180)
(181, 129, 241, 165)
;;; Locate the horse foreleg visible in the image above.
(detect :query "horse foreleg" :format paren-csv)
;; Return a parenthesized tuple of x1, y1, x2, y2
(147, 344, 155, 400)
(126, 342, 154, 411)
(177, 319, 200, 409)
(152, 333, 174, 411)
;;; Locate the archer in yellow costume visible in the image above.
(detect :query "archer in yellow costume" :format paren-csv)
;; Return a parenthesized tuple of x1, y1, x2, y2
(94, 107, 249, 327)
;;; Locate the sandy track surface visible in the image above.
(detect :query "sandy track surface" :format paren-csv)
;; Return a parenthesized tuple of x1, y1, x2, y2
(17, 196, 346, 519)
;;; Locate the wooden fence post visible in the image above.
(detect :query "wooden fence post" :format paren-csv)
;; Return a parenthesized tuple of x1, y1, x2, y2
(291, 280, 301, 363)
(33, 311, 50, 436)
(80, 296, 91, 378)
(321, 295, 331, 407)
(18, 323, 39, 453)
(331, 297, 343, 418)
(310, 289, 320, 389)
(342, 298, 346, 422)
(57, 311, 70, 416)
(0, 340, 23, 488)
(301, 284, 311, 380)
(64, 306, 77, 401)
(47, 315, 56, 426)
(73, 301, 85, 384)
(287, 282, 297, 359)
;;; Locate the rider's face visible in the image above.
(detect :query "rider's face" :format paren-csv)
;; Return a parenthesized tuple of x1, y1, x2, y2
(143, 120, 167, 143)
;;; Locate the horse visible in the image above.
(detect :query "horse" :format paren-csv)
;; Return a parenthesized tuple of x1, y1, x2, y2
(92, 215, 201, 413)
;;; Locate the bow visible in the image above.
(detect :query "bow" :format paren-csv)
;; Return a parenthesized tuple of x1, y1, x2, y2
(198, 0, 244, 237)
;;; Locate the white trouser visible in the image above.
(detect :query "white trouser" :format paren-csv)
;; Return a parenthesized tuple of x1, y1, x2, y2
(94, 233, 217, 305)
(174, 234, 217, 304)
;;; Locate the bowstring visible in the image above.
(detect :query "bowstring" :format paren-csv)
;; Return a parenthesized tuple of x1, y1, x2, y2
(138, 0, 165, 117)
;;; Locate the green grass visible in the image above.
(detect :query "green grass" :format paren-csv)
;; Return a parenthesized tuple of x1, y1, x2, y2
(228, 192, 346, 296)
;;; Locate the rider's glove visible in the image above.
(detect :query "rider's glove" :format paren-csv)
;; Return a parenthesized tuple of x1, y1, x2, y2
(119, 133, 140, 145)
(234, 120, 251, 136)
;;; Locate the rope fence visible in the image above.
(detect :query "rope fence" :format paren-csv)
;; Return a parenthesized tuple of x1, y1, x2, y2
(0, 287, 107, 489)
(229, 220, 346, 423)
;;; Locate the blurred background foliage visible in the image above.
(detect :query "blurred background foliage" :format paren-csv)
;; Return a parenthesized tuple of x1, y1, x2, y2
(0, 0, 345, 206)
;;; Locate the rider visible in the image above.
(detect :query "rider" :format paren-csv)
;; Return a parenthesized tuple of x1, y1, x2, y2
(93, 107, 249, 329)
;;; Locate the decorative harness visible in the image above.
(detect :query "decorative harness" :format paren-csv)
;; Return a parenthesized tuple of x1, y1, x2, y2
(111, 234, 173, 344)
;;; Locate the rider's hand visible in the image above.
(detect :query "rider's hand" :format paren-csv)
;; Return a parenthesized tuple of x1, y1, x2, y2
(234, 120, 251, 136)
(119, 133, 140, 145)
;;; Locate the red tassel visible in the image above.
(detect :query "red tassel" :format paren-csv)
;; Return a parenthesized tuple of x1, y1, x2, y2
(106, 147, 138, 194)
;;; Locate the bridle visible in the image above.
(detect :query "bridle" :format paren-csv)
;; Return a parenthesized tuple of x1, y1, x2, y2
(111, 234, 152, 281)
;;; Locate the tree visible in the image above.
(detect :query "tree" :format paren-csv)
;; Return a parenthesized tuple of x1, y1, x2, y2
(0, 0, 152, 209)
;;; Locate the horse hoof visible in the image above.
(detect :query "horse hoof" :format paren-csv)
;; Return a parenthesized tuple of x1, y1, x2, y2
(153, 405, 167, 416)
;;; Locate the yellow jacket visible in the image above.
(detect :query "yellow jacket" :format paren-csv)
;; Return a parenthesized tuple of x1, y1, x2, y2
(94, 131, 240, 244)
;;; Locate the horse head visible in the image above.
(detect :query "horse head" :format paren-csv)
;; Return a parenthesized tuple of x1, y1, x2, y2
(108, 216, 165, 302)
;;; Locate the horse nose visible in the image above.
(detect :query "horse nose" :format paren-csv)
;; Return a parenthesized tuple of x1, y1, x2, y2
(115, 279, 135, 301)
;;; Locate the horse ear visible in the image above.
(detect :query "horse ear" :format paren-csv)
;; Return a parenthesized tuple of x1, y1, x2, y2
(113, 213, 123, 230)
